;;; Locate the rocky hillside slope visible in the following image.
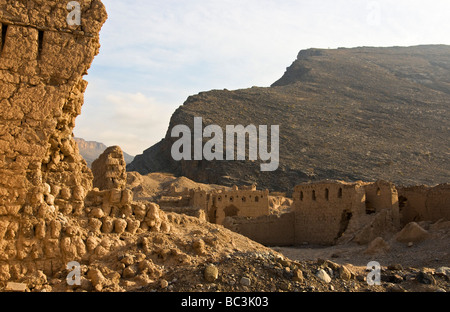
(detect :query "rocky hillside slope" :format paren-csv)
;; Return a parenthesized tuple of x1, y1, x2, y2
(75, 137, 134, 167)
(128, 45, 450, 193)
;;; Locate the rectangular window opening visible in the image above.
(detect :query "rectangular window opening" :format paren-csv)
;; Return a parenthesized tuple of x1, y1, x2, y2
(37, 30, 44, 59)
(1, 23, 8, 53)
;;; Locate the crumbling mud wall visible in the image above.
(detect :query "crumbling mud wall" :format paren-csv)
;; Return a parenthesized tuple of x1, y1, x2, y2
(398, 184, 450, 225)
(191, 186, 270, 225)
(224, 181, 403, 246)
(0, 0, 107, 214)
(91, 146, 127, 191)
(223, 213, 295, 246)
(293, 181, 367, 245)
(0, 0, 108, 282)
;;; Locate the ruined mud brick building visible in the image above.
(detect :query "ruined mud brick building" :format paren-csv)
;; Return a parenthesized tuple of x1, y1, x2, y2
(397, 184, 450, 225)
(155, 177, 449, 247)
(0, 1, 172, 284)
(224, 180, 449, 246)
(158, 184, 270, 225)
(191, 185, 270, 225)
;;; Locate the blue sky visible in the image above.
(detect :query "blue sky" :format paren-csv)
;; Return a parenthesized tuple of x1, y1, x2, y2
(74, 0, 450, 155)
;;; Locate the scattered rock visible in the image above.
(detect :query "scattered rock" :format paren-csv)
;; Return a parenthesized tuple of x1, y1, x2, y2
(87, 269, 108, 292)
(337, 265, 352, 281)
(240, 277, 251, 286)
(204, 264, 219, 283)
(316, 269, 332, 283)
(416, 271, 436, 285)
(292, 269, 304, 282)
(160, 279, 169, 289)
(279, 281, 291, 291)
(5, 282, 27, 292)
(436, 267, 450, 279)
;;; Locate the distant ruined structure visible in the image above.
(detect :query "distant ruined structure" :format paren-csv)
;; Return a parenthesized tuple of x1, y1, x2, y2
(224, 181, 449, 246)
(158, 184, 270, 225)
(155, 176, 449, 247)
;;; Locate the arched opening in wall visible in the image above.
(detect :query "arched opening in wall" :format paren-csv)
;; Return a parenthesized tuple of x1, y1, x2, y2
(312, 190, 316, 201)
(255, 196, 259, 202)
(336, 211, 353, 241)
(338, 188, 343, 198)
(209, 206, 218, 224)
(224, 205, 239, 218)
(229, 196, 233, 202)
(398, 195, 407, 215)
(300, 191, 304, 201)
(325, 188, 329, 201)
(242, 196, 246, 203)
(376, 188, 381, 196)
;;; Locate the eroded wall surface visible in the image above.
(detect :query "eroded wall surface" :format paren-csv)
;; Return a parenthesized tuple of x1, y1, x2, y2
(0, 0, 107, 280)
(398, 184, 450, 225)
(225, 181, 406, 246)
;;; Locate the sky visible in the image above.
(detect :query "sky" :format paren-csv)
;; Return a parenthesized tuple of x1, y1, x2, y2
(74, 0, 450, 156)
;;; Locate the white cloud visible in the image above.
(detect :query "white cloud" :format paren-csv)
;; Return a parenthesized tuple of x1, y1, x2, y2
(75, 88, 173, 156)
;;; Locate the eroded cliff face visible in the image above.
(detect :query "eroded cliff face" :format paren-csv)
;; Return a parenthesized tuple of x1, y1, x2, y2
(0, 0, 107, 278)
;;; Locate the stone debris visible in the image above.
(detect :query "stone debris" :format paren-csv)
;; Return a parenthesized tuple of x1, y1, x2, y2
(204, 264, 219, 283)
(240, 276, 252, 287)
(5, 282, 27, 292)
(436, 267, 450, 279)
(316, 269, 332, 284)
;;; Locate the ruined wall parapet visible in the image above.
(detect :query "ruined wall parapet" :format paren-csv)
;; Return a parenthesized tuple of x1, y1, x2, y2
(398, 183, 450, 225)
(0, 1, 106, 35)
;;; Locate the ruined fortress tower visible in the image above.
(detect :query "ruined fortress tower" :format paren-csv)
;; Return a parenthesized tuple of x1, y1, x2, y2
(0, 0, 107, 280)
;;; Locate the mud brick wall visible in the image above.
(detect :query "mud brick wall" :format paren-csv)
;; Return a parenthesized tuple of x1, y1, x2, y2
(0, 0, 107, 281)
(292, 182, 366, 245)
(398, 184, 450, 225)
(223, 212, 295, 246)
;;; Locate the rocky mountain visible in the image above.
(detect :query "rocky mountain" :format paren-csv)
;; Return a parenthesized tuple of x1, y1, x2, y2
(75, 137, 134, 167)
(127, 45, 450, 193)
